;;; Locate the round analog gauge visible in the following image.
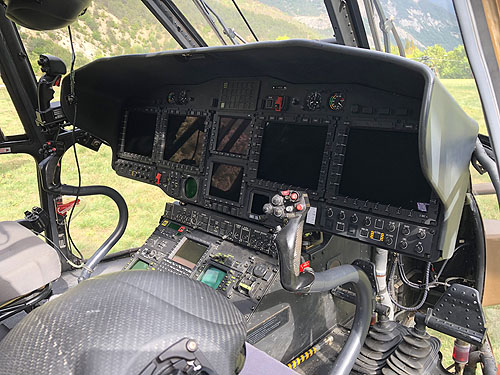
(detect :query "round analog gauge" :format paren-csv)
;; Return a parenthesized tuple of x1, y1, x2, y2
(305, 91, 322, 111)
(329, 92, 345, 111)
(167, 92, 176, 104)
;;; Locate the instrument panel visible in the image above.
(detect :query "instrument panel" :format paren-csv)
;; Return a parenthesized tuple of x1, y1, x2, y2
(113, 77, 442, 261)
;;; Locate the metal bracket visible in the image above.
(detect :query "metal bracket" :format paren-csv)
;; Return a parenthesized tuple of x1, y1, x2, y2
(352, 259, 379, 293)
(140, 338, 215, 375)
(417, 284, 486, 346)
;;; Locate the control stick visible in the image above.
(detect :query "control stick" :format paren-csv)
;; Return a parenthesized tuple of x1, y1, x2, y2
(263, 190, 314, 292)
(265, 190, 374, 375)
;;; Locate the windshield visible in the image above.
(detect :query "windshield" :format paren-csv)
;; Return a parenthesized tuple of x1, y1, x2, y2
(173, 0, 333, 44)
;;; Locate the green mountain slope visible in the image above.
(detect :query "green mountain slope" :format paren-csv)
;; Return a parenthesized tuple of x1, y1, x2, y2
(19, 0, 323, 71)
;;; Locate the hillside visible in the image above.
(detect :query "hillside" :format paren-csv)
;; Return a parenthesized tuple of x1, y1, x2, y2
(18, 0, 463, 74)
(18, 0, 322, 71)
(262, 0, 461, 51)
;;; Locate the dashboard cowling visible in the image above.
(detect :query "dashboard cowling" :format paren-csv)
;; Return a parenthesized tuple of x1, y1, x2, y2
(61, 40, 478, 261)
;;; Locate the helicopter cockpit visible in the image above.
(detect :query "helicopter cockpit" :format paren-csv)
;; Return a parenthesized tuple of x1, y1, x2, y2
(0, 0, 498, 374)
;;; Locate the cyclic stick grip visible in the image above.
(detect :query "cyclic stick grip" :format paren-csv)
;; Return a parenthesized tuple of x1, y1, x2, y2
(264, 190, 315, 292)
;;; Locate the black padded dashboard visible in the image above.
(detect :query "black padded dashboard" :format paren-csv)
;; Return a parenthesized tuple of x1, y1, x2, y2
(62, 40, 475, 262)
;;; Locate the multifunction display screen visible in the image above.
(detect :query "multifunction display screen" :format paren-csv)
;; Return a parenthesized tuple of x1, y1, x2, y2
(172, 238, 208, 269)
(339, 128, 432, 211)
(123, 110, 158, 157)
(216, 117, 252, 155)
(257, 122, 327, 190)
(163, 115, 206, 167)
(209, 163, 244, 203)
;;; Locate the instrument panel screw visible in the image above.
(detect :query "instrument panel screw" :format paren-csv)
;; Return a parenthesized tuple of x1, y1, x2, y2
(186, 340, 198, 352)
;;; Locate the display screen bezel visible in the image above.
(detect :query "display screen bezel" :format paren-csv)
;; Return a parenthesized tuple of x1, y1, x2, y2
(255, 121, 329, 194)
(170, 237, 209, 270)
(207, 161, 245, 206)
(336, 127, 433, 213)
(158, 109, 209, 172)
(249, 191, 270, 217)
(212, 115, 253, 158)
(119, 107, 160, 161)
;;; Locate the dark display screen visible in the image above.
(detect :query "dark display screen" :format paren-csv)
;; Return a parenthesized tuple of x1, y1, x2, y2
(250, 193, 269, 215)
(163, 115, 206, 167)
(172, 239, 208, 269)
(257, 122, 327, 190)
(216, 117, 252, 155)
(339, 128, 432, 211)
(123, 110, 157, 157)
(209, 163, 244, 203)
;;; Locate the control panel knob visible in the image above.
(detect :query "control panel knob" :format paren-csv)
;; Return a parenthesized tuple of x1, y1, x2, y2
(399, 239, 408, 250)
(327, 207, 334, 218)
(402, 225, 411, 236)
(338, 211, 346, 220)
(386, 236, 394, 246)
(388, 222, 396, 232)
(263, 203, 273, 215)
(363, 217, 372, 226)
(417, 228, 426, 239)
(273, 207, 284, 218)
(350, 214, 358, 224)
(253, 264, 267, 278)
(415, 242, 424, 253)
(271, 195, 284, 206)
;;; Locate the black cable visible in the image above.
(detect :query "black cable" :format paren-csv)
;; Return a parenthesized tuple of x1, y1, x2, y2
(389, 255, 431, 311)
(65, 25, 83, 262)
(231, 0, 258, 42)
(397, 243, 469, 291)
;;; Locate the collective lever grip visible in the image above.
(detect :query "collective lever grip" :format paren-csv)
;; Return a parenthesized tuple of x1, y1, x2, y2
(264, 190, 314, 292)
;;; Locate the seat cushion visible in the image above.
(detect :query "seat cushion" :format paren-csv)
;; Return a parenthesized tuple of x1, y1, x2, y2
(0, 270, 247, 375)
(0, 221, 61, 304)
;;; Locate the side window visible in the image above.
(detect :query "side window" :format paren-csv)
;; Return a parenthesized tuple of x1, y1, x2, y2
(0, 78, 38, 220)
(60, 145, 168, 259)
(0, 76, 26, 137)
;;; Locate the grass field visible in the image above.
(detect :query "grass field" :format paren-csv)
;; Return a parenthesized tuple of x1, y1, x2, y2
(1, 78, 499, 362)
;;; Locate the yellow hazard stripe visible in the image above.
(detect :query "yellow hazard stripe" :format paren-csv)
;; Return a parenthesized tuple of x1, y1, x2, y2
(287, 347, 318, 369)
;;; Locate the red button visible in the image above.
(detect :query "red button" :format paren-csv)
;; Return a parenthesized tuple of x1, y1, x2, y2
(290, 192, 299, 201)
(178, 226, 185, 233)
(281, 190, 290, 196)
(296, 204, 304, 211)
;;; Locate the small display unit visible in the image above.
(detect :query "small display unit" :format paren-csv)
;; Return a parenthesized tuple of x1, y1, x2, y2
(199, 266, 227, 289)
(120, 108, 159, 161)
(170, 237, 209, 269)
(213, 116, 253, 157)
(248, 192, 269, 220)
(130, 259, 150, 270)
(161, 113, 208, 171)
(208, 162, 245, 204)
